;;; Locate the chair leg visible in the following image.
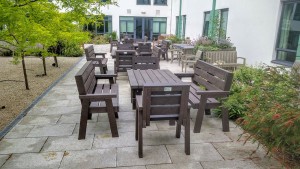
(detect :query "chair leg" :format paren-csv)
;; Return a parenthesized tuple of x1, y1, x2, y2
(194, 97, 207, 133)
(181, 62, 184, 72)
(138, 110, 143, 158)
(106, 99, 119, 137)
(176, 120, 181, 138)
(88, 112, 92, 120)
(185, 63, 187, 73)
(185, 109, 190, 155)
(115, 112, 119, 118)
(135, 108, 138, 141)
(78, 101, 89, 140)
(221, 107, 230, 132)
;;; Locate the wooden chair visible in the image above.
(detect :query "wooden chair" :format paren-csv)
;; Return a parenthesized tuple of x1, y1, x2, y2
(132, 57, 160, 70)
(169, 45, 182, 63)
(111, 43, 135, 59)
(110, 39, 119, 52)
(175, 60, 234, 133)
(84, 45, 108, 74)
(161, 40, 170, 61)
(152, 46, 162, 58)
(135, 83, 191, 158)
(181, 50, 202, 72)
(115, 50, 136, 72)
(136, 42, 152, 56)
(75, 61, 119, 140)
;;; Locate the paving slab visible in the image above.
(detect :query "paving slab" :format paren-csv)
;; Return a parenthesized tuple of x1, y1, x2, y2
(26, 106, 48, 115)
(143, 130, 184, 146)
(0, 155, 9, 168)
(19, 115, 61, 125)
(27, 124, 76, 137)
(59, 149, 116, 169)
(98, 111, 136, 122)
(41, 135, 94, 152)
(182, 128, 232, 143)
(0, 137, 47, 154)
(201, 159, 260, 169)
(1, 152, 64, 169)
(155, 120, 194, 131)
(93, 132, 137, 149)
(146, 162, 203, 169)
(44, 106, 81, 115)
(166, 143, 224, 163)
(103, 166, 146, 169)
(35, 99, 70, 108)
(4, 125, 34, 139)
(117, 146, 171, 166)
(57, 113, 98, 124)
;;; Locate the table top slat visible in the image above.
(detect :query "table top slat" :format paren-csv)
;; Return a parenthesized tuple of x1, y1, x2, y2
(140, 70, 153, 84)
(152, 69, 168, 83)
(146, 69, 160, 83)
(134, 70, 146, 87)
(159, 70, 177, 84)
(127, 70, 139, 89)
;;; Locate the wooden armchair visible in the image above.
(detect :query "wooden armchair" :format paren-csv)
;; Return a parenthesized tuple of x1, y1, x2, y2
(136, 42, 152, 56)
(132, 56, 160, 70)
(135, 83, 191, 158)
(181, 50, 202, 72)
(84, 45, 108, 74)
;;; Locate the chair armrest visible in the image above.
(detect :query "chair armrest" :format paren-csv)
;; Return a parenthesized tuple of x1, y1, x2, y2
(174, 73, 194, 79)
(237, 57, 246, 65)
(136, 95, 143, 110)
(95, 74, 117, 78)
(95, 52, 106, 58)
(196, 90, 230, 98)
(79, 93, 117, 101)
(89, 57, 103, 62)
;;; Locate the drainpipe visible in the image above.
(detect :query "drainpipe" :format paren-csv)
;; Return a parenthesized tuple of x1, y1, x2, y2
(177, 0, 182, 39)
(295, 36, 300, 71)
(170, 0, 173, 35)
(208, 0, 216, 39)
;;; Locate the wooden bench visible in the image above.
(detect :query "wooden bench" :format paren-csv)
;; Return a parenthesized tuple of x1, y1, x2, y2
(75, 61, 119, 139)
(175, 60, 234, 133)
(84, 45, 108, 74)
(203, 51, 246, 71)
(136, 42, 152, 56)
(132, 56, 160, 70)
(115, 50, 136, 72)
(111, 43, 135, 59)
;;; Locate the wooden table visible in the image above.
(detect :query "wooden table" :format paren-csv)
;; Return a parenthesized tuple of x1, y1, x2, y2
(173, 44, 194, 54)
(127, 69, 184, 109)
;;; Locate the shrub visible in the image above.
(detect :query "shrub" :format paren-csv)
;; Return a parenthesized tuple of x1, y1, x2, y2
(62, 42, 83, 57)
(192, 36, 234, 53)
(89, 35, 110, 44)
(166, 35, 182, 43)
(224, 65, 300, 160)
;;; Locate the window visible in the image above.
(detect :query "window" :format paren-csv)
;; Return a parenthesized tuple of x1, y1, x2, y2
(154, 0, 167, 5)
(275, 2, 300, 64)
(175, 15, 186, 39)
(83, 16, 112, 35)
(119, 16, 134, 38)
(202, 8, 228, 39)
(137, 0, 150, 5)
(153, 17, 167, 39)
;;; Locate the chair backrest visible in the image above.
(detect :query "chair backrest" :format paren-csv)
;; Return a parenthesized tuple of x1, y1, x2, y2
(84, 45, 96, 61)
(137, 42, 152, 53)
(75, 61, 96, 95)
(193, 60, 233, 91)
(132, 57, 160, 70)
(152, 46, 162, 58)
(116, 50, 136, 72)
(204, 51, 237, 64)
(161, 40, 170, 52)
(142, 83, 190, 122)
(124, 38, 134, 44)
(117, 43, 134, 50)
(195, 50, 203, 60)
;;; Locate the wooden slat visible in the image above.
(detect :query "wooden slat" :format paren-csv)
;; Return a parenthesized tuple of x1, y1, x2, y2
(193, 75, 219, 90)
(194, 68, 226, 90)
(127, 70, 138, 89)
(146, 69, 160, 83)
(134, 70, 146, 88)
(163, 70, 183, 83)
(152, 69, 168, 83)
(194, 60, 229, 80)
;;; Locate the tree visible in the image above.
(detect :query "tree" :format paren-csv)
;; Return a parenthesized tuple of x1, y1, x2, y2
(0, 0, 116, 89)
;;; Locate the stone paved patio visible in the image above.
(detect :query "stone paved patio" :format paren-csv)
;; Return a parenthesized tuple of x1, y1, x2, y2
(0, 44, 283, 169)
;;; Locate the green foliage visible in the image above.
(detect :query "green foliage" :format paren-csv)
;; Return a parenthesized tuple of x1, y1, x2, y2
(105, 31, 118, 41)
(224, 65, 300, 159)
(90, 35, 110, 44)
(62, 42, 83, 57)
(192, 36, 234, 53)
(166, 35, 182, 43)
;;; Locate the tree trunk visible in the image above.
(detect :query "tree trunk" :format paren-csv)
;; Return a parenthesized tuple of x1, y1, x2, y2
(21, 55, 29, 90)
(42, 56, 47, 75)
(54, 56, 58, 67)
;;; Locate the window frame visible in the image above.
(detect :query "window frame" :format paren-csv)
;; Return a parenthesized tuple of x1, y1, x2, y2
(152, 17, 167, 39)
(153, 0, 167, 6)
(137, 0, 151, 5)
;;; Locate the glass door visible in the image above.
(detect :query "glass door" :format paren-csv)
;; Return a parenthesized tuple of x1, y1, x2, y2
(134, 17, 153, 41)
(135, 17, 143, 39)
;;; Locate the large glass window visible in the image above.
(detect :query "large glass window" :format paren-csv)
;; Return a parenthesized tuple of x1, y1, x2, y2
(83, 16, 112, 35)
(276, 2, 300, 63)
(154, 0, 167, 5)
(202, 8, 228, 39)
(175, 15, 186, 39)
(119, 16, 134, 38)
(153, 17, 167, 39)
(137, 0, 150, 5)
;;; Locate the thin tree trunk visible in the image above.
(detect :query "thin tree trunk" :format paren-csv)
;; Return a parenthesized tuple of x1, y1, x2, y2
(21, 55, 29, 90)
(42, 56, 47, 75)
(54, 56, 58, 67)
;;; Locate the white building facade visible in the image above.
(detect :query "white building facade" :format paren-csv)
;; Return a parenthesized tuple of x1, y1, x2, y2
(96, 0, 299, 66)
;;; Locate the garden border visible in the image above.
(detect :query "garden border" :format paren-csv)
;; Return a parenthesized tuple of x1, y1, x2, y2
(0, 56, 84, 139)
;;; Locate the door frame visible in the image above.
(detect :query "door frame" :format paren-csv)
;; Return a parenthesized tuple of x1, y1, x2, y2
(134, 17, 153, 41)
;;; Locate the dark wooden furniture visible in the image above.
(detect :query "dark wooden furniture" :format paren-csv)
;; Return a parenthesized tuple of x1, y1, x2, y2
(124, 38, 135, 44)
(136, 42, 152, 56)
(152, 46, 162, 58)
(135, 83, 190, 158)
(84, 45, 108, 74)
(127, 69, 183, 109)
(115, 50, 136, 72)
(111, 43, 135, 59)
(75, 61, 119, 140)
(172, 43, 194, 55)
(132, 57, 160, 70)
(110, 40, 119, 52)
(175, 60, 233, 133)
(160, 40, 170, 61)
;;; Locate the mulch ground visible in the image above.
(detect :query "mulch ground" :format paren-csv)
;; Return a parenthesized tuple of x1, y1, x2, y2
(0, 56, 81, 131)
